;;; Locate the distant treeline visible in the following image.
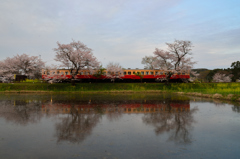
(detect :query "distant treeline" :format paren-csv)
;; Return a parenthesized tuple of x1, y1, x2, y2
(192, 61, 240, 82)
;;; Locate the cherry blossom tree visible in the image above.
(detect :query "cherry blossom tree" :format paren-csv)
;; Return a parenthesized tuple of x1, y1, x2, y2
(189, 71, 200, 82)
(151, 40, 196, 83)
(213, 73, 232, 82)
(14, 54, 45, 78)
(0, 57, 18, 82)
(106, 62, 124, 82)
(54, 40, 100, 85)
(141, 56, 155, 69)
(0, 54, 44, 81)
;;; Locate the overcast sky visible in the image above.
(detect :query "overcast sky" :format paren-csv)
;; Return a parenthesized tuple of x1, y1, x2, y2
(0, 0, 239, 69)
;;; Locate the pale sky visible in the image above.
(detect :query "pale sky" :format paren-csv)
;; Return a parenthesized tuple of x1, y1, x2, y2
(0, 0, 239, 69)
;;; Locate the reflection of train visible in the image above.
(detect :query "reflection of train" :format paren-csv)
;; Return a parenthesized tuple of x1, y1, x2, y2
(42, 101, 190, 114)
(42, 68, 190, 82)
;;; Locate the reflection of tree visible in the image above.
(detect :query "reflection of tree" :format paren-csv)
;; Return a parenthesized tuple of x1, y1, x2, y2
(142, 100, 198, 144)
(232, 105, 240, 113)
(105, 104, 123, 122)
(0, 100, 42, 125)
(55, 105, 102, 144)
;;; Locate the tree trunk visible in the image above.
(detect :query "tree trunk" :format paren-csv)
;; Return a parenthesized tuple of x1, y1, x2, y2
(71, 78, 76, 86)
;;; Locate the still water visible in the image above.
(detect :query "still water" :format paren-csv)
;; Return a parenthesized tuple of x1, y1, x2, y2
(0, 93, 240, 159)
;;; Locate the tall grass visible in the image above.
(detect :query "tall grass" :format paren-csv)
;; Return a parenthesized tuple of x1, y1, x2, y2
(0, 83, 239, 95)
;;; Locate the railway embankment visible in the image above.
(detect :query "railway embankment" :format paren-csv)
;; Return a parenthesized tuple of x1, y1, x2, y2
(0, 82, 240, 102)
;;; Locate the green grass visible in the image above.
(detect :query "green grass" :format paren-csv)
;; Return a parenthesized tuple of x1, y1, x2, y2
(21, 79, 42, 83)
(0, 83, 240, 96)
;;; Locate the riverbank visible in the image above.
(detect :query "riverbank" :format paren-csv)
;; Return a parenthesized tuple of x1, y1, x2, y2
(0, 83, 240, 101)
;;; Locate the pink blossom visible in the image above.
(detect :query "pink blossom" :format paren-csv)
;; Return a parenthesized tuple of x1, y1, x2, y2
(106, 62, 124, 82)
(54, 40, 100, 82)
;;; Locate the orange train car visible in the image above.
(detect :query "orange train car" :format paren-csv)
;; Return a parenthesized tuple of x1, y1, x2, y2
(42, 102, 190, 114)
(42, 68, 190, 82)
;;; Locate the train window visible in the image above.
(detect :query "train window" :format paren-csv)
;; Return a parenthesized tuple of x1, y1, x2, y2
(61, 72, 64, 75)
(155, 72, 158, 75)
(47, 72, 50, 75)
(178, 72, 181, 75)
(150, 72, 154, 75)
(133, 71, 135, 74)
(80, 72, 83, 75)
(124, 72, 126, 75)
(137, 71, 140, 75)
(182, 73, 185, 75)
(160, 72, 163, 75)
(146, 72, 149, 75)
(141, 71, 144, 75)
(65, 72, 68, 75)
(52, 72, 55, 75)
(128, 72, 131, 75)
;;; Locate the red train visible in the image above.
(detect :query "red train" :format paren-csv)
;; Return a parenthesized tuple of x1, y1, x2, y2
(42, 68, 190, 82)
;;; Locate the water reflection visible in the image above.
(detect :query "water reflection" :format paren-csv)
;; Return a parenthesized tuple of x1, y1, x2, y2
(55, 105, 102, 144)
(1, 94, 240, 158)
(232, 105, 240, 113)
(41, 95, 196, 144)
(0, 94, 198, 145)
(0, 100, 42, 125)
(188, 96, 240, 114)
(142, 100, 198, 144)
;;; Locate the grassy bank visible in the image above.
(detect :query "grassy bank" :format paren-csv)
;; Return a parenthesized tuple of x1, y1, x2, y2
(0, 82, 240, 99)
